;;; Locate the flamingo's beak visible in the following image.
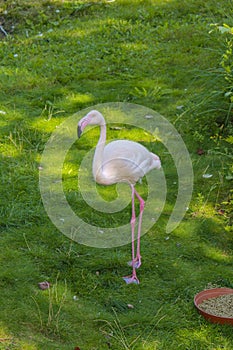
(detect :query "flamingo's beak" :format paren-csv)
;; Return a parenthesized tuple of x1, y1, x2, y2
(77, 124, 82, 138)
(77, 115, 90, 138)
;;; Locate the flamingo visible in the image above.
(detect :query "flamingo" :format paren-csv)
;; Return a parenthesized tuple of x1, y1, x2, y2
(77, 110, 161, 284)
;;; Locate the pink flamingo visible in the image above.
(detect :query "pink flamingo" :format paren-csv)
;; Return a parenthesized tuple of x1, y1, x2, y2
(77, 110, 161, 284)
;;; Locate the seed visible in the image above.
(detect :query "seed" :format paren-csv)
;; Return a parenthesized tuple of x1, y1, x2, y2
(199, 294, 233, 318)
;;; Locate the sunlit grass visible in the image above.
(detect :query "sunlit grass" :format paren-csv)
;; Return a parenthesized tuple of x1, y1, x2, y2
(175, 326, 233, 349)
(201, 244, 232, 263)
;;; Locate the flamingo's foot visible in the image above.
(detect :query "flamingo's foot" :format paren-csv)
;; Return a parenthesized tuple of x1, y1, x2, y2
(127, 257, 141, 269)
(122, 275, 140, 285)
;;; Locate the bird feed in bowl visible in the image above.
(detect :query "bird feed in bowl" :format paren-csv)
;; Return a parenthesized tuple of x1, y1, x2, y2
(194, 288, 233, 325)
(198, 294, 233, 318)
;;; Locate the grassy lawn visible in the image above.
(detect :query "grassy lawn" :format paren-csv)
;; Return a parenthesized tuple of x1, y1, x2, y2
(0, 0, 233, 349)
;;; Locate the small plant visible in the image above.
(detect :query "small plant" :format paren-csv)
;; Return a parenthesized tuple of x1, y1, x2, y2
(98, 308, 165, 350)
(221, 188, 233, 231)
(216, 23, 233, 129)
(32, 276, 68, 335)
(40, 100, 64, 121)
(177, 21, 233, 138)
(99, 309, 138, 350)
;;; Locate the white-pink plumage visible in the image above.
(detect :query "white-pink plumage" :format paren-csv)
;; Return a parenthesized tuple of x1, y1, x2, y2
(78, 110, 161, 284)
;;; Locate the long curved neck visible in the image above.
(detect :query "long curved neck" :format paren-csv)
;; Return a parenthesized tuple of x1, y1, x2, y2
(92, 123, 106, 180)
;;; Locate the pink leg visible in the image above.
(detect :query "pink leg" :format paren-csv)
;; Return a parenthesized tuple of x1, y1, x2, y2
(130, 184, 136, 264)
(123, 185, 144, 285)
(134, 188, 145, 269)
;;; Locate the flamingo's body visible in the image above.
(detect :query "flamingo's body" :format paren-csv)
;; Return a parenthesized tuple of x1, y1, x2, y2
(78, 110, 161, 284)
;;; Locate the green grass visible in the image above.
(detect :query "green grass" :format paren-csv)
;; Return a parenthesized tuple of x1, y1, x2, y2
(0, 0, 233, 349)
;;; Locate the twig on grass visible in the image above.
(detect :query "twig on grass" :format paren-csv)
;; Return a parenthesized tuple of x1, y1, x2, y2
(0, 26, 8, 36)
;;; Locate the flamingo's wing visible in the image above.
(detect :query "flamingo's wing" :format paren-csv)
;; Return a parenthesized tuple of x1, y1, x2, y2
(101, 140, 156, 184)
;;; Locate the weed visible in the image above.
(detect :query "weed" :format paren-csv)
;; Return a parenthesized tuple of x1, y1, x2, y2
(98, 307, 166, 350)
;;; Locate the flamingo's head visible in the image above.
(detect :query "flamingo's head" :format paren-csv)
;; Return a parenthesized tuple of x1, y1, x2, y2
(77, 110, 105, 138)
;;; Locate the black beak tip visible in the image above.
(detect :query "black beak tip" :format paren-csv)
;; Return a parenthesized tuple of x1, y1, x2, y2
(77, 125, 82, 138)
